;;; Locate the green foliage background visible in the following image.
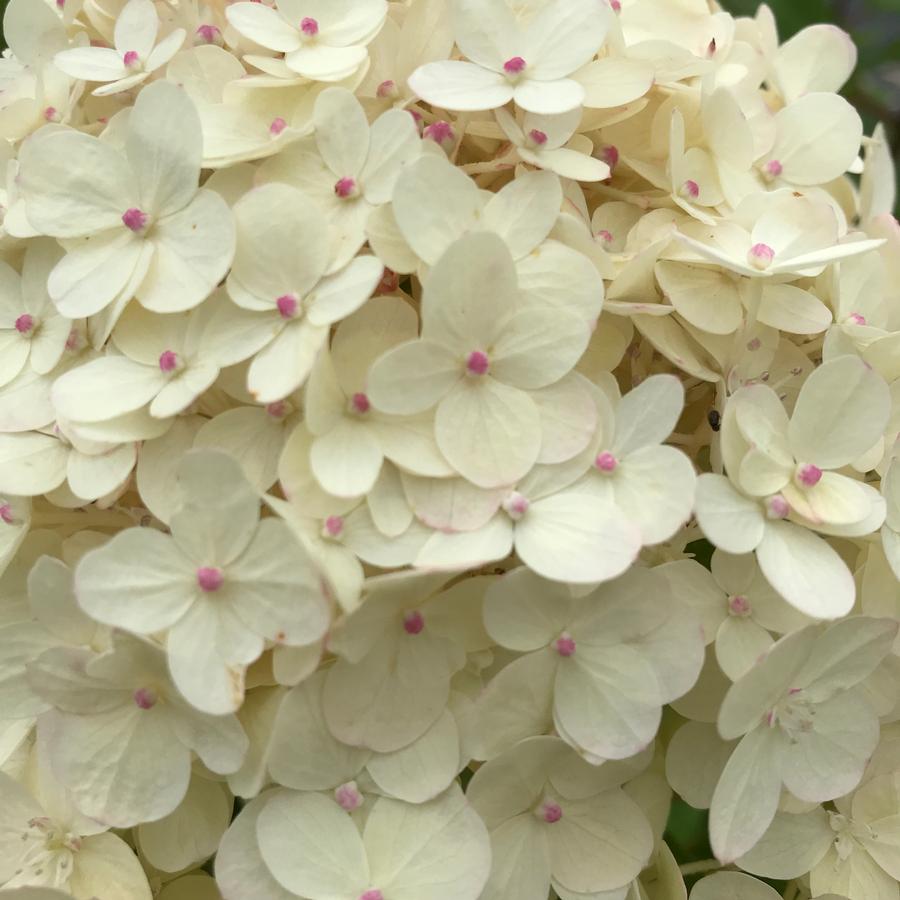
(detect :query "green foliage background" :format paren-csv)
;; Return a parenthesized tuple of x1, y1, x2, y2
(0, 0, 897, 887)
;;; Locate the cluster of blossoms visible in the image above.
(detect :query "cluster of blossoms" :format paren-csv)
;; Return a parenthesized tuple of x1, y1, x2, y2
(0, 0, 898, 899)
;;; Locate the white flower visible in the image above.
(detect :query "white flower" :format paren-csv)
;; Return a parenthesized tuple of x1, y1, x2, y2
(226, 0, 387, 83)
(17, 81, 235, 328)
(220, 181, 383, 403)
(708, 616, 898, 863)
(0, 241, 71, 390)
(26, 632, 248, 827)
(696, 354, 890, 619)
(467, 736, 654, 899)
(473, 566, 704, 761)
(305, 296, 452, 497)
(367, 232, 591, 488)
(660, 550, 811, 681)
(259, 88, 422, 269)
(73, 450, 331, 714)
(54, 0, 186, 96)
(494, 107, 611, 181)
(408, 0, 609, 113)
(0, 744, 151, 896)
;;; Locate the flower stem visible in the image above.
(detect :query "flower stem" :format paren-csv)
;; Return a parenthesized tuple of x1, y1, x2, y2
(678, 858, 723, 876)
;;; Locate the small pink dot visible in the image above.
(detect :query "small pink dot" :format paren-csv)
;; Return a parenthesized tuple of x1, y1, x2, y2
(608, 0, 621, 11)
(123, 49, 140, 67)
(600, 145, 619, 170)
(766, 494, 789, 519)
(796, 463, 822, 487)
(747, 337, 761, 351)
(706, 37, 717, 57)
(133, 687, 157, 709)
(403, 610, 425, 635)
(596, 229, 613, 245)
(375, 268, 399, 295)
(334, 177, 357, 199)
(848, 312, 867, 325)
(728, 595, 751, 616)
(594, 451, 617, 472)
(351, 392, 370, 414)
(502, 491, 530, 519)
(748, 243, 775, 269)
(765, 709, 775, 727)
(196, 566, 224, 592)
(122, 208, 148, 232)
(554, 633, 576, 657)
(335, 782, 362, 811)
(765, 159, 783, 177)
(158, 350, 179, 372)
(466, 350, 489, 375)
(14, 313, 34, 335)
(503, 56, 527, 75)
(269, 116, 287, 136)
(324, 515, 344, 537)
(424, 120, 455, 146)
(276, 294, 298, 318)
(528, 128, 548, 146)
(43, 106, 59, 122)
(376, 79, 397, 99)
(360, 892, 383, 900)
(681, 179, 700, 199)
(0, 503, 13, 525)
(300, 16, 319, 36)
(56, 0, 65, 7)
(541, 801, 563, 823)
(65, 327, 81, 351)
(266, 401, 287, 418)
(195, 24, 221, 44)
(788, 687, 802, 695)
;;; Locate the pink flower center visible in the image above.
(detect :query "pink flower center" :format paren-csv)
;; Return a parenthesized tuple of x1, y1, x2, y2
(403, 610, 425, 635)
(728, 595, 751, 616)
(528, 128, 548, 146)
(748, 242, 775, 270)
(133, 687, 158, 709)
(266, 400, 287, 418)
(44, 106, 59, 122)
(502, 491, 530, 520)
(554, 633, 576, 657)
(122, 208, 148, 232)
(196, 24, 221, 44)
(596, 229, 613, 245)
(796, 463, 822, 487)
(300, 17, 319, 36)
(14, 313, 34, 335)
(681, 179, 700, 199)
(277, 294, 298, 318)
(376, 79, 397, 99)
(0, 503, 13, 525)
(360, 892, 383, 900)
(351, 392, 370, 414)
(541, 801, 563, 823)
(324, 515, 344, 537)
(766, 494, 789, 519)
(848, 312, 867, 325)
(375, 268, 399, 295)
(594, 451, 617, 472)
(197, 566, 224, 592)
(123, 49, 140, 67)
(600, 144, 619, 171)
(503, 56, 527, 75)
(335, 781, 363, 811)
(466, 350, 490, 375)
(269, 116, 287, 136)
(764, 159, 783, 178)
(158, 350, 179, 372)
(334, 177, 358, 199)
(424, 120, 455, 146)
(608, 0, 622, 11)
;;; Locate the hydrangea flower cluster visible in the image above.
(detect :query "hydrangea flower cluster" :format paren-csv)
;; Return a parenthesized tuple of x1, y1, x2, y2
(0, 0, 897, 899)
